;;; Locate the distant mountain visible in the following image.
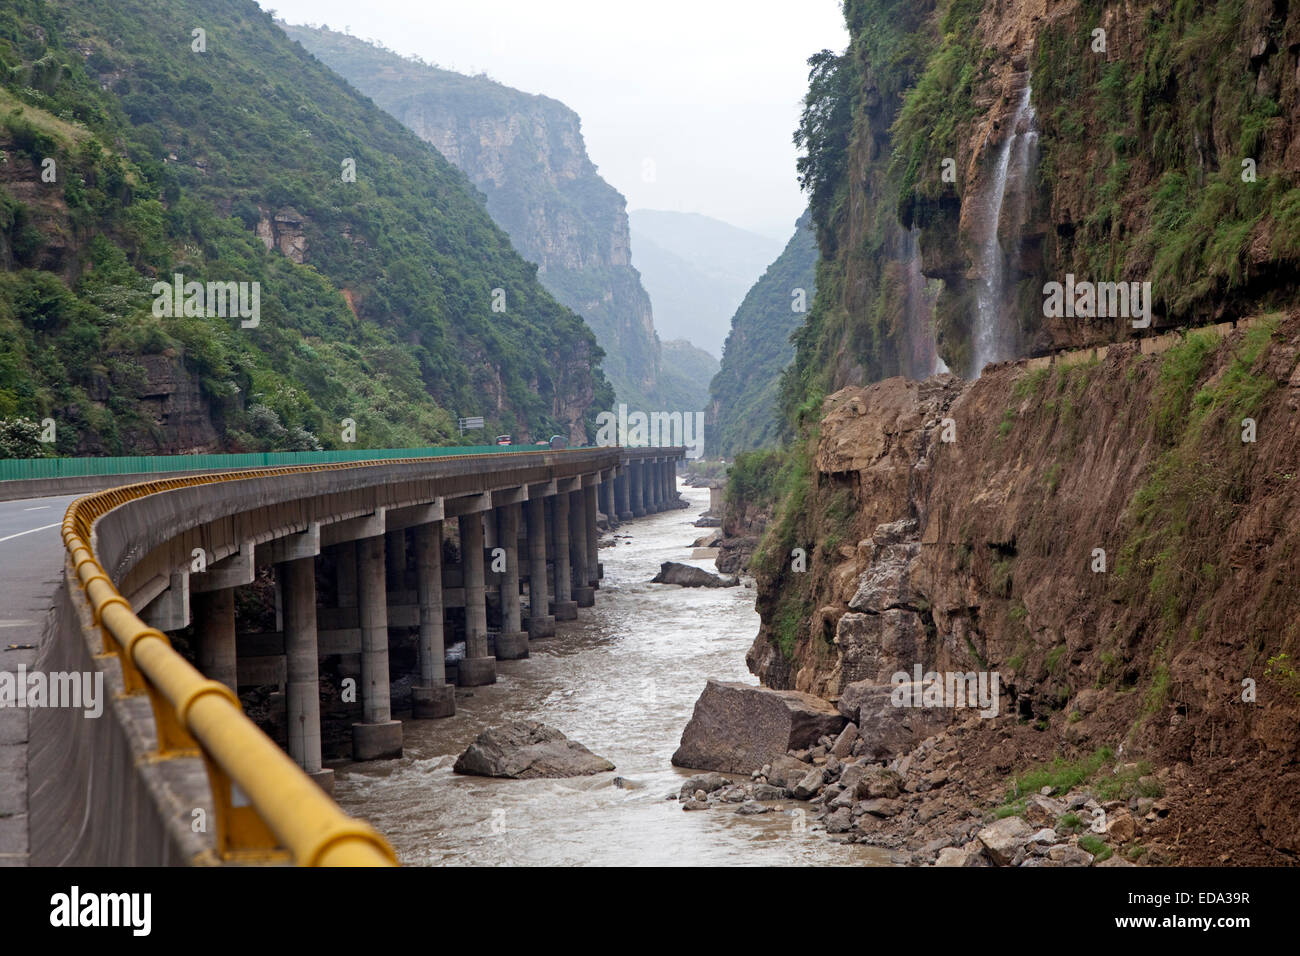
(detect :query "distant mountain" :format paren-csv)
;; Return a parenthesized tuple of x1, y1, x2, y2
(285, 23, 676, 411)
(658, 339, 719, 415)
(629, 210, 783, 357)
(708, 212, 817, 458)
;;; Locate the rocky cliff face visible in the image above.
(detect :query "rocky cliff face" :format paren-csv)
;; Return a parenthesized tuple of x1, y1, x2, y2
(917, 0, 1300, 364)
(788, 0, 1300, 406)
(286, 24, 667, 410)
(746, 313, 1300, 863)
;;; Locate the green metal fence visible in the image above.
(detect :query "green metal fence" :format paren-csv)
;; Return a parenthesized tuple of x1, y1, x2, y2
(0, 444, 551, 482)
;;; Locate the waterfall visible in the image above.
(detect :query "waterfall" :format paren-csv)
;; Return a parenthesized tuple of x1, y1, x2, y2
(970, 80, 1039, 378)
(903, 227, 947, 377)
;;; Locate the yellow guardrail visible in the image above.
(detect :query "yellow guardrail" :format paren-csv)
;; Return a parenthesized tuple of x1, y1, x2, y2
(58, 448, 632, 866)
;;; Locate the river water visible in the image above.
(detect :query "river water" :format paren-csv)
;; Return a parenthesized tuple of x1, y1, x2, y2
(333, 484, 891, 866)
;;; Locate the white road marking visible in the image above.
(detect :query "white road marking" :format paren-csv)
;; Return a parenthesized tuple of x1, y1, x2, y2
(23, 506, 49, 511)
(0, 620, 36, 627)
(0, 522, 61, 544)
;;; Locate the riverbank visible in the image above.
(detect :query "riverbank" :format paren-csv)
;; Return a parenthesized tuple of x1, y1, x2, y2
(330, 484, 889, 865)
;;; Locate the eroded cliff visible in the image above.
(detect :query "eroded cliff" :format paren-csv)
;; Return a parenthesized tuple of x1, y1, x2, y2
(745, 314, 1300, 863)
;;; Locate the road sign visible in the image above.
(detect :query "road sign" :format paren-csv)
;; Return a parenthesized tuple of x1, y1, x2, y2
(458, 416, 485, 436)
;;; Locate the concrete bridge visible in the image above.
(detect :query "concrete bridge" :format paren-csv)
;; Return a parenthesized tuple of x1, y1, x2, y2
(0, 446, 684, 867)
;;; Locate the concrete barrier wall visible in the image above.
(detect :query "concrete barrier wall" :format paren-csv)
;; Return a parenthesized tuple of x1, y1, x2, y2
(1021, 315, 1267, 372)
(29, 577, 213, 865)
(29, 446, 680, 865)
(0, 468, 252, 503)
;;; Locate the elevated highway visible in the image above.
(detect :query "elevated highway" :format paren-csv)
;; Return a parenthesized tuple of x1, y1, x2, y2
(0, 445, 684, 866)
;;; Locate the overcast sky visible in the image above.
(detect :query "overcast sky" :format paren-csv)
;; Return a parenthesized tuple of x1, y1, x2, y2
(258, 0, 849, 240)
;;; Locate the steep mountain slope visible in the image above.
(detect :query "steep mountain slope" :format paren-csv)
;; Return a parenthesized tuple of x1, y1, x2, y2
(658, 338, 719, 415)
(722, 0, 1300, 865)
(709, 211, 818, 457)
(0, 0, 609, 455)
(784, 0, 1300, 410)
(283, 23, 667, 410)
(629, 210, 782, 357)
(743, 319, 1300, 864)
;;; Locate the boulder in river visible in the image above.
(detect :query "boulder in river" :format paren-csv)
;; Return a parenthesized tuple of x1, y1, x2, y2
(453, 720, 614, 779)
(671, 679, 846, 773)
(651, 561, 738, 588)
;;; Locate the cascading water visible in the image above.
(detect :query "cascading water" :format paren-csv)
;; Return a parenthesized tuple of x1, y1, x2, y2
(970, 80, 1039, 378)
(902, 227, 947, 377)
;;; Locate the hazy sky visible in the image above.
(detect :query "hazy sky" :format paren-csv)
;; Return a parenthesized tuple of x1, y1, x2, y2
(258, 0, 849, 240)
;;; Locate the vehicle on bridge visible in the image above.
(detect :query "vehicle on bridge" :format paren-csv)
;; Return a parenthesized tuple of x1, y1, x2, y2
(495, 435, 512, 446)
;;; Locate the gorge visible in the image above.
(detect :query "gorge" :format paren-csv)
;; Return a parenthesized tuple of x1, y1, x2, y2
(1, 0, 1299, 881)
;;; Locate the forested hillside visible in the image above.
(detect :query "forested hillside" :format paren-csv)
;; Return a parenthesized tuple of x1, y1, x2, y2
(708, 211, 817, 458)
(0, 0, 610, 456)
(284, 23, 676, 411)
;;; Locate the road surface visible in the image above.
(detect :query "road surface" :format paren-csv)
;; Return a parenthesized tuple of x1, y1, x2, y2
(0, 493, 81, 866)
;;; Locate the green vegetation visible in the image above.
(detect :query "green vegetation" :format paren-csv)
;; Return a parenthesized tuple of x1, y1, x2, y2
(1078, 834, 1113, 861)
(1033, 0, 1300, 324)
(891, 0, 989, 223)
(285, 23, 670, 411)
(1264, 652, 1300, 696)
(1117, 321, 1280, 646)
(725, 448, 786, 510)
(1002, 746, 1115, 809)
(780, 0, 940, 432)
(0, 0, 609, 456)
(709, 212, 817, 457)
(774, 597, 809, 660)
(996, 408, 1016, 439)
(1012, 366, 1051, 401)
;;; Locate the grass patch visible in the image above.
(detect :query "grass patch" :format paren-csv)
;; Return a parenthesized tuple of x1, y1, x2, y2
(1150, 331, 1218, 446)
(996, 407, 1016, 439)
(1012, 365, 1051, 400)
(1043, 462, 1062, 495)
(1095, 760, 1159, 801)
(1078, 834, 1113, 861)
(773, 598, 807, 661)
(1002, 746, 1115, 806)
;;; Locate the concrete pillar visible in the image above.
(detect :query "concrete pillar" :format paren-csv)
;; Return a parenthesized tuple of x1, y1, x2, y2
(584, 484, 600, 589)
(631, 461, 646, 518)
(194, 588, 237, 692)
(282, 556, 332, 791)
(413, 521, 454, 718)
(616, 471, 632, 521)
(385, 528, 407, 588)
(458, 513, 497, 685)
(495, 503, 528, 659)
(569, 489, 594, 607)
(664, 460, 677, 506)
(643, 460, 656, 513)
(526, 496, 555, 638)
(353, 535, 402, 760)
(600, 478, 616, 529)
(647, 460, 660, 512)
(335, 542, 357, 608)
(550, 492, 578, 620)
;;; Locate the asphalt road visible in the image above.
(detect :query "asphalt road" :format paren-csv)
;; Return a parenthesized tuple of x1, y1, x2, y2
(0, 493, 81, 866)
